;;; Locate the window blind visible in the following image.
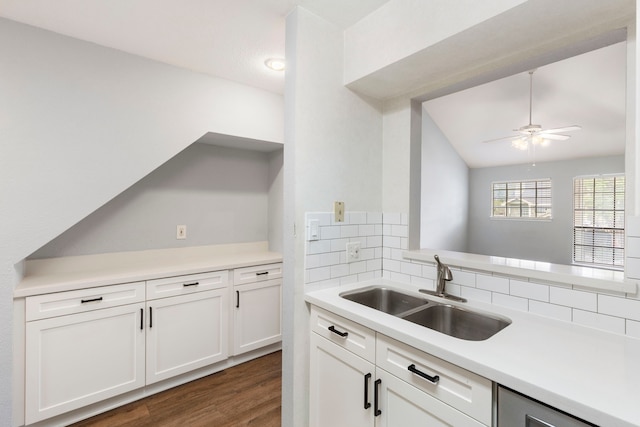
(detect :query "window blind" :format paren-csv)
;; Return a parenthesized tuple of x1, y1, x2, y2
(573, 175, 625, 268)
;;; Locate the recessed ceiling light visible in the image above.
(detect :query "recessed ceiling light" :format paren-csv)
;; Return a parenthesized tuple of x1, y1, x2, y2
(264, 58, 285, 71)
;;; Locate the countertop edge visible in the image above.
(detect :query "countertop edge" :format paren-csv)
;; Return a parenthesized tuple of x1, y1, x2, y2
(15, 244, 282, 298)
(404, 248, 636, 294)
(305, 280, 640, 427)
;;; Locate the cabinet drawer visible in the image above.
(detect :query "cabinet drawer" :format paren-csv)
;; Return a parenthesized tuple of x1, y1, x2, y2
(146, 270, 228, 300)
(233, 263, 282, 285)
(310, 306, 375, 362)
(26, 282, 145, 321)
(376, 334, 492, 426)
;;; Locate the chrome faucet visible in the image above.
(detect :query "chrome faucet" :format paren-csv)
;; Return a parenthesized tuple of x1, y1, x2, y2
(419, 255, 466, 302)
(434, 254, 452, 296)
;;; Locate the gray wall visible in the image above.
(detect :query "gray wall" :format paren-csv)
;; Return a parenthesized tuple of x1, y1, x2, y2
(468, 156, 625, 264)
(30, 143, 282, 258)
(421, 110, 469, 251)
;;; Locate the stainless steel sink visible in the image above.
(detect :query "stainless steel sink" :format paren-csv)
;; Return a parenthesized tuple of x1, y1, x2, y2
(339, 286, 511, 341)
(339, 287, 430, 316)
(401, 304, 511, 341)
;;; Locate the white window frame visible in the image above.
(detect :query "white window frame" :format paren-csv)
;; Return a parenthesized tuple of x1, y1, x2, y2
(573, 174, 625, 269)
(490, 178, 553, 221)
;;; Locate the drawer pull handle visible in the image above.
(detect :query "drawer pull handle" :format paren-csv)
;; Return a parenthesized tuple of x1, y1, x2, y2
(364, 373, 372, 409)
(183, 282, 199, 287)
(256, 271, 269, 276)
(81, 297, 103, 304)
(374, 379, 382, 416)
(408, 364, 440, 384)
(328, 325, 348, 337)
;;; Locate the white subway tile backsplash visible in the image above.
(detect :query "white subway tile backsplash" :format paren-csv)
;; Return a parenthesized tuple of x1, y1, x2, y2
(477, 274, 509, 294)
(627, 320, 640, 338)
(492, 293, 529, 311)
(598, 295, 640, 322)
(549, 287, 597, 311)
(509, 279, 549, 302)
(359, 224, 375, 237)
(401, 262, 422, 277)
(529, 301, 572, 321)
(367, 212, 383, 224)
(384, 212, 402, 225)
(304, 210, 640, 339)
(308, 266, 331, 283)
(451, 269, 475, 287)
(391, 224, 408, 238)
(461, 287, 492, 303)
(572, 309, 626, 334)
(320, 226, 341, 240)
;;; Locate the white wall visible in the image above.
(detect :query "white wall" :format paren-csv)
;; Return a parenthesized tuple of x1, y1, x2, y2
(421, 110, 469, 251)
(29, 143, 280, 258)
(468, 156, 625, 264)
(1, 19, 283, 425)
(283, 7, 383, 426)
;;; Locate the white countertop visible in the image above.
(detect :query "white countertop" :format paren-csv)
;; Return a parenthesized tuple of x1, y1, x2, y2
(15, 242, 282, 298)
(305, 279, 640, 427)
(405, 248, 636, 294)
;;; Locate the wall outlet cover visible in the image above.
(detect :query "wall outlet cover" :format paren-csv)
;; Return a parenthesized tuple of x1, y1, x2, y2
(177, 225, 187, 239)
(346, 242, 360, 263)
(334, 201, 345, 222)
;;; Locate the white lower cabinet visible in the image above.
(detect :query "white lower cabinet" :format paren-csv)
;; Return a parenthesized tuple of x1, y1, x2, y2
(309, 333, 374, 427)
(309, 306, 491, 427)
(146, 288, 228, 384)
(25, 297, 146, 424)
(233, 278, 282, 355)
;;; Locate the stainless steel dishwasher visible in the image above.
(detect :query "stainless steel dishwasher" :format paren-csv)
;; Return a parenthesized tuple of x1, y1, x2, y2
(497, 386, 597, 427)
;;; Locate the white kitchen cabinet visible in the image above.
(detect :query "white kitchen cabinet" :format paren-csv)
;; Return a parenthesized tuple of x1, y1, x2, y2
(146, 272, 229, 384)
(232, 264, 282, 355)
(309, 306, 492, 427)
(25, 283, 146, 424)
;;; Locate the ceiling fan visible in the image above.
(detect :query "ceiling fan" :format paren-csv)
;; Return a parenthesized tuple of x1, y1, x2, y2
(483, 69, 581, 150)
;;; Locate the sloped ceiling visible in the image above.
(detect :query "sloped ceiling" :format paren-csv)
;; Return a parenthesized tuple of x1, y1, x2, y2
(424, 41, 627, 168)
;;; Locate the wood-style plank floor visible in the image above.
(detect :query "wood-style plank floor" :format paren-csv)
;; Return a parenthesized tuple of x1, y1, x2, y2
(70, 351, 282, 427)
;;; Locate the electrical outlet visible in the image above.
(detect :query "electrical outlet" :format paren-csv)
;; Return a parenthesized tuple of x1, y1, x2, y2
(176, 225, 187, 239)
(334, 201, 345, 222)
(346, 242, 360, 263)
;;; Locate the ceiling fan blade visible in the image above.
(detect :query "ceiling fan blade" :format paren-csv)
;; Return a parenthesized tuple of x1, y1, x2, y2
(540, 133, 570, 141)
(482, 135, 521, 143)
(540, 125, 581, 134)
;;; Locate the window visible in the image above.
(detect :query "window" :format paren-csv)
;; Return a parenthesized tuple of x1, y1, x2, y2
(573, 175, 625, 268)
(491, 179, 552, 219)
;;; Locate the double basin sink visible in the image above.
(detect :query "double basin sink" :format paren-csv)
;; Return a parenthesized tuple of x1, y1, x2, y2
(340, 286, 511, 341)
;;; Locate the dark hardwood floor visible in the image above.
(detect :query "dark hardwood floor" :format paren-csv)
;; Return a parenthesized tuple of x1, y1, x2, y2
(70, 351, 282, 427)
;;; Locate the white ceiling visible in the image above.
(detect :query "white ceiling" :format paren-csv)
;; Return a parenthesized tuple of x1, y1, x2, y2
(423, 41, 627, 169)
(0, 0, 389, 94)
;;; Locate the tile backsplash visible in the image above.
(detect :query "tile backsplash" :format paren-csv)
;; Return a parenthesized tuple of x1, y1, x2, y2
(304, 211, 640, 339)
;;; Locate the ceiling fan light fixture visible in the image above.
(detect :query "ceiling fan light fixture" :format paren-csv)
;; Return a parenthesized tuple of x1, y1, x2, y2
(511, 139, 528, 150)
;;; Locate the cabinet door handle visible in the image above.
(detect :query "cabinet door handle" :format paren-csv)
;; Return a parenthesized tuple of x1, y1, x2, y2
(364, 373, 372, 409)
(374, 378, 382, 416)
(236, 290, 240, 308)
(256, 271, 269, 276)
(526, 414, 557, 427)
(328, 325, 348, 338)
(140, 308, 143, 330)
(183, 281, 199, 287)
(149, 307, 153, 328)
(408, 364, 440, 384)
(81, 297, 103, 304)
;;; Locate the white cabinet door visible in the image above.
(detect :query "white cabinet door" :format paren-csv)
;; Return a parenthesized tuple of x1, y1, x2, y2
(25, 303, 145, 424)
(146, 288, 228, 384)
(233, 278, 281, 355)
(309, 333, 375, 427)
(375, 368, 486, 427)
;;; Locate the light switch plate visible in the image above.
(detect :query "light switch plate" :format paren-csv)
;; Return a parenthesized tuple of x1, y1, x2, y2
(308, 219, 319, 241)
(334, 201, 345, 222)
